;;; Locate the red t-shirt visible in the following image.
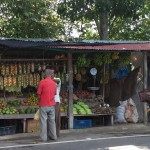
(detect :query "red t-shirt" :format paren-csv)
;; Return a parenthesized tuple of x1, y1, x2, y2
(37, 77, 56, 106)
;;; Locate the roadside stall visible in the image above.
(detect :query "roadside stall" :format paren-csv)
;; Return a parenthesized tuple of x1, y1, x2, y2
(0, 39, 149, 135)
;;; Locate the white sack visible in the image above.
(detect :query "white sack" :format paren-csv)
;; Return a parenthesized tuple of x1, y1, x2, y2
(115, 100, 127, 123)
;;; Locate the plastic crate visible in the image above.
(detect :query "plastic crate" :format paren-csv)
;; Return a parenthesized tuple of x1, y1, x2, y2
(0, 126, 16, 136)
(73, 120, 92, 129)
(0, 127, 6, 136)
(8, 126, 16, 134)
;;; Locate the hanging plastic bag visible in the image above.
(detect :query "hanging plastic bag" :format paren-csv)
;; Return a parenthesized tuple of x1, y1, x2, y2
(34, 109, 40, 121)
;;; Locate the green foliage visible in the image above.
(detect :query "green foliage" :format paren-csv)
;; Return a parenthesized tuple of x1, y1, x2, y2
(57, 0, 147, 40)
(109, 0, 150, 40)
(0, 0, 64, 38)
(0, 0, 149, 40)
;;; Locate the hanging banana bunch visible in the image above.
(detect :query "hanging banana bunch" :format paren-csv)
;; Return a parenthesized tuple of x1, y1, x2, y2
(27, 63, 31, 74)
(17, 75, 22, 87)
(33, 74, 37, 87)
(119, 52, 131, 64)
(12, 76, 17, 87)
(0, 76, 3, 89)
(93, 53, 104, 66)
(31, 62, 35, 73)
(23, 75, 28, 88)
(103, 52, 112, 64)
(10, 64, 14, 75)
(14, 64, 18, 75)
(77, 54, 91, 67)
(26, 74, 29, 86)
(94, 52, 112, 66)
(5, 64, 10, 76)
(7, 76, 12, 87)
(29, 74, 34, 86)
(1, 64, 5, 76)
(36, 74, 40, 86)
(3, 76, 7, 87)
(23, 63, 27, 74)
(18, 63, 22, 75)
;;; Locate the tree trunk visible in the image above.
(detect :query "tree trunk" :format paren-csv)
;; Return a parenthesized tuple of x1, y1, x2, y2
(94, 12, 109, 40)
(100, 12, 109, 40)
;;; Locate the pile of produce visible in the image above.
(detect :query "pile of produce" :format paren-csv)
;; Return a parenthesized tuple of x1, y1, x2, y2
(0, 99, 7, 109)
(18, 107, 38, 114)
(25, 94, 39, 106)
(59, 90, 113, 115)
(8, 99, 20, 107)
(0, 106, 19, 115)
(0, 94, 39, 115)
(60, 105, 67, 112)
(73, 102, 92, 115)
(81, 94, 113, 114)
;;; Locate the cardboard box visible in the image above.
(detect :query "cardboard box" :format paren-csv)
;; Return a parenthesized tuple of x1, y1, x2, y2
(26, 119, 40, 133)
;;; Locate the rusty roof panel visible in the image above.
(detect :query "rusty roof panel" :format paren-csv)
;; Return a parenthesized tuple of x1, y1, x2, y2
(49, 43, 150, 51)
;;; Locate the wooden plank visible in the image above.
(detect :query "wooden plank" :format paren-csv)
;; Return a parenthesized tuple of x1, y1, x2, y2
(0, 112, 67, 119)
(0, 114, 34, 119)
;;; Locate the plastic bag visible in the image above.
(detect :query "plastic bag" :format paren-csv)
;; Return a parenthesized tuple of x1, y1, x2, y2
(34, 109, 40, 121)
(115, 100, 127, 123)
(125, 105, 133, 122)
(125, 98, 139, 123)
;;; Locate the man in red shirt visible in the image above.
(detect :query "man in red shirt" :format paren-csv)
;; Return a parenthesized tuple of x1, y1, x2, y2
(37, 69, 57, 142)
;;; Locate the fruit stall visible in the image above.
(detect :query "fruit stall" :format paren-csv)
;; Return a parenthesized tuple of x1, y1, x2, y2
(0, 56, 69, 134)
(0, 52, 117, 134)
(0, 39, 149, 135)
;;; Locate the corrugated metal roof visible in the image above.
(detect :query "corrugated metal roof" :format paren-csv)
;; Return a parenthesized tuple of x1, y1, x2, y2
(0, 38, 149, 51)
(0, 38, 63, 48)
(82, 40, 150, 44)
(48, 43, 150, 51)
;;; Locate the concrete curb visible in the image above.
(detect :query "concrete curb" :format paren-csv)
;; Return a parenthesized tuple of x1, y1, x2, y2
(0, 123, 149, 141)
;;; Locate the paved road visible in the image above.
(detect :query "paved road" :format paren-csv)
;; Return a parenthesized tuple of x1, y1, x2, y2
(0, 133, 150, 150)
(0, 124, 150, 150)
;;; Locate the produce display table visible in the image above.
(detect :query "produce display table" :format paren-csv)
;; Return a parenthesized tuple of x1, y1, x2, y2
(0, 112, 67, 133)
(0, 114, 34, 133)
(0, 113, 114, 134)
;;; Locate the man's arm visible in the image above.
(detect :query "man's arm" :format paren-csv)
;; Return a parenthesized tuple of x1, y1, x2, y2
(53, 78, 60, 84)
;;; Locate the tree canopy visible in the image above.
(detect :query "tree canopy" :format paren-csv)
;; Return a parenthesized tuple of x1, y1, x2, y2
(0, 0, 149, 41)
(0, 0, 64, 38)
(57, 0, 148, 40)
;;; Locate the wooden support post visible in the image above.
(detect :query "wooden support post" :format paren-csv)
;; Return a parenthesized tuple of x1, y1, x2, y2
(67, 53, 73, 129)
(23, 119, 26, 133)
(143, 51, 148, 125)
(102, 64, 105, 101)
